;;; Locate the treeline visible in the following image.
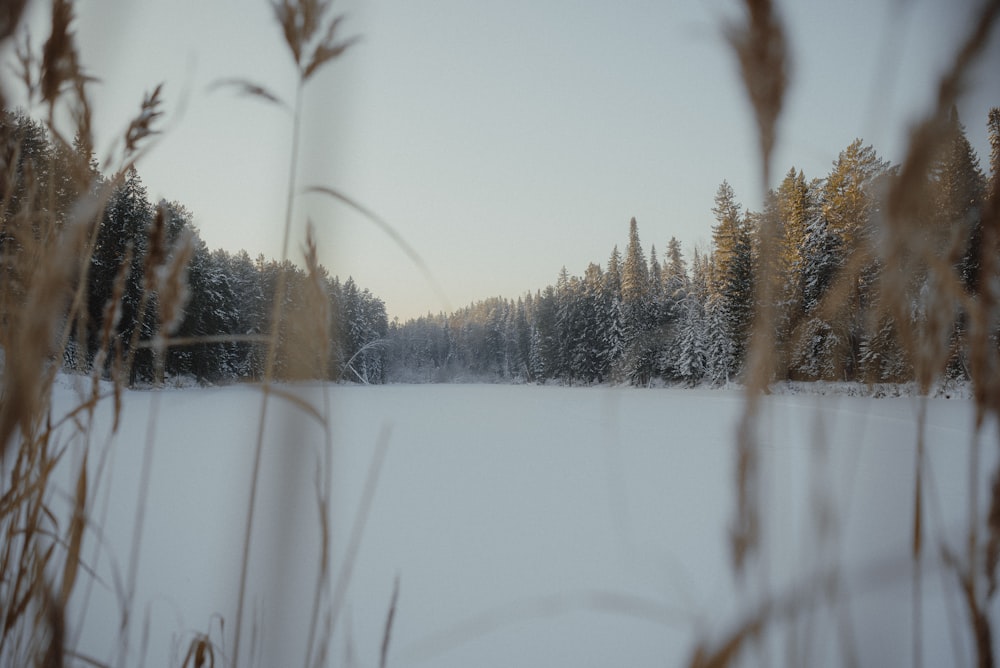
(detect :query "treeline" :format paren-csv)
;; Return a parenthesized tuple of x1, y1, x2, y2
(6, 105, 998, 388)
(387, 107, 1000, 386)
(1, 109, 388, 385)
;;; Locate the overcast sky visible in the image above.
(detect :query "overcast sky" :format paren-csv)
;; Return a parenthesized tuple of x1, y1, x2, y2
(14, 0, 1000, 320)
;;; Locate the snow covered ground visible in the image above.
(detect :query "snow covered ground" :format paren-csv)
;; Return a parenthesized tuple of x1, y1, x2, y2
(46, 379, 1000, 667)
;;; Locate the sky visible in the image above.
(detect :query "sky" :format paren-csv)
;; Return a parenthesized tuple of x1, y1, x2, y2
(11, 0, 1000, 320)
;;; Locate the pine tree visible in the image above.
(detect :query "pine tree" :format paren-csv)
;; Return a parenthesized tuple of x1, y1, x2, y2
(621, 217, 649, 303)
(649, 244, 662, 298)
(529, 287, 558, 381)
(674, 293, 708, 384)
(511, 297, 531, 380)
(604, 245, 622, 297)
(88, 166, 154, 379)
(792, 189, 844, 380)
(988, 107, 1000, 197)
(662, 237, 688, 301)
(822, 139, 889, 252)
(620, 217, 656, 384)
(819, 140, 889, 379)
(933, 108, 986, 293)
(710, 181, 742, 299)
(722, 218, 754, 376)
(775, 168, 809, 322)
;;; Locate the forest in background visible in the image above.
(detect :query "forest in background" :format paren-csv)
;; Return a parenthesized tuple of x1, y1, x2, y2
(3, 106, 998, 388)
(2, 109, 389, 385)
(389, 108, 1000, 386)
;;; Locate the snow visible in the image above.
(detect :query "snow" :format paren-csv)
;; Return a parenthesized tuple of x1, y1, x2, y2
(45, 379, 1000, 667)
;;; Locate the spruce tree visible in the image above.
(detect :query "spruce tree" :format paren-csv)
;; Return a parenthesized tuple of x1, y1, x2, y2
(988, 107, 1000, 196)
(620, 217, 655, 384)
(933, 108, 986, 293)
(604, 245, 622, 296)
(822, 140, 889, 252)
(621, 217, 649, 303)
(722, 218, 754, 376)
(89, 166, 154, 379)
(775, 168, 809, 323)
(710, 181, 742, 299)
(663, 237, 688, 300)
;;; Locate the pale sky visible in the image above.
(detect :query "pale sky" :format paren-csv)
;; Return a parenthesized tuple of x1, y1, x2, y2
(12, 0, 1000, 320)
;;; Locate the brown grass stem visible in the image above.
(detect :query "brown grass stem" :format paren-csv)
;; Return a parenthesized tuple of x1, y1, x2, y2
(379, 574, 400, 668)
(233, 49, 305, 668)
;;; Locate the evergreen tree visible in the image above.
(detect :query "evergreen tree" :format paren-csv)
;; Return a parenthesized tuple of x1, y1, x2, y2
(529, 287, 558, 381)
(988, 107, 1000, 196)
(88, 166, 154, 379)
(775, 168, 810, 341)
(580, 262, 608, 382)
(604, 245, 622, 297)
(620, 217, 656, 384)
(674, 293, 708, 384)
(822, 139, 889, 252)
(710, 181, 742, 299)
(819, 139, 889, 379)
(621, 217, 649, 303)
(649, 244, 662, 298)
(722, 217, 754, 376)
(932, 108, 986, 293)
(662, 237, 688, 300)
(792, 188, 844, 380)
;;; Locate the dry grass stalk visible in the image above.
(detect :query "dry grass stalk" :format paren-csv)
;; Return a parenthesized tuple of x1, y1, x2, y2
(180, 633, 216, 668)
(725, 0, 789, 581)
(0, 206, 89, 456)
(724, 0, 788, 190)
(40, 0, 80, 107)
(869, 6, 1000, 663)
(271, 0, 359, 80)
(154, 226, 195, 360)
(0, 0, 29, 44)
(124, 84, 164, 158)
(58, 454, 86, 606)
(379, 575, 400, 668)
(233, 5, 357, 664)
(714, 0, 1000, 665)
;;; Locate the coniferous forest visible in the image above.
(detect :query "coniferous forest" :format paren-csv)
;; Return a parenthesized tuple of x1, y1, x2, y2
(4, 106, 998, 387)
(389, 109, 1000, 387)
(2, 109, 388, 385)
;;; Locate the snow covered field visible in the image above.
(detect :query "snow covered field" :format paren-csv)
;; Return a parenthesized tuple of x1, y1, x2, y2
(47, 380, 1000, 667)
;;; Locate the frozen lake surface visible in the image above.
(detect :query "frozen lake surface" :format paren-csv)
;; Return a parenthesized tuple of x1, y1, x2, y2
(48, 380, 1000, 667)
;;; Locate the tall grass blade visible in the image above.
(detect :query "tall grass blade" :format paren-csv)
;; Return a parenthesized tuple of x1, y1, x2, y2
(379, 575, 400, 668)
(306, 185, 451, 311)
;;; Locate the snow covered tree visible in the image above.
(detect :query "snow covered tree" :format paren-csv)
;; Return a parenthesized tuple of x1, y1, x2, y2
(88, 166, 154, 380)
(662, 236, 688, 302)
(674, 293, 708, 384)
(722, 218, 754, 376)
(814, 140, 889, 379)
(529, 287, 558, 381)
(988, 107, 1000, 198)
(604, 245, 622, 297)
(774, 168, 810, 356)
(822, 139, 889, 252)
(621, 217, 649, 304)
(339, 277, 388, 383)
(791, 188, 844, 380)
(710, 181, 742, 299)
(648, 244, 662, 300)
(932, 108, 986, 294)
(619, 217, 657, 384)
